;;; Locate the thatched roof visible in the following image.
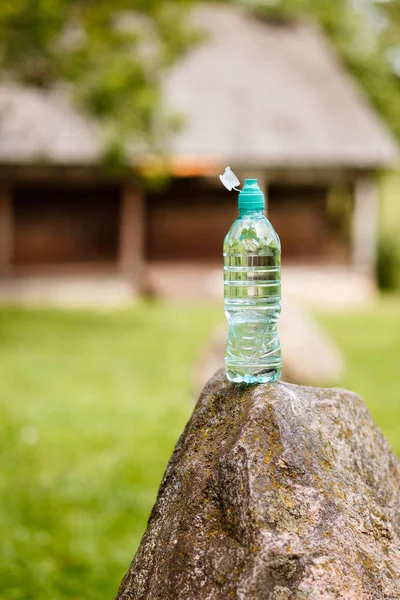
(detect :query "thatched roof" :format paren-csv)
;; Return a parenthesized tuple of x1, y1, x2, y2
(0, 4, 397, 168)
(166, 5, 398, 168)
(0, 85, 100, 165)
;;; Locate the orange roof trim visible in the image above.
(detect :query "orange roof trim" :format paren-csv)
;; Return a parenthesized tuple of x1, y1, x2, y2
(137, 156, 222, 178)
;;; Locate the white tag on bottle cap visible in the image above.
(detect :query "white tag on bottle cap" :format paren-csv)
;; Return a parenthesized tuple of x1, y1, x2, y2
(219, 166, 241, 191)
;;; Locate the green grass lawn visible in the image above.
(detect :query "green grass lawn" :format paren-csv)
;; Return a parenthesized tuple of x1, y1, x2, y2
(0, 301, 221, 600)
(317, 294, 400, 456)
(1, 296, 399, 600)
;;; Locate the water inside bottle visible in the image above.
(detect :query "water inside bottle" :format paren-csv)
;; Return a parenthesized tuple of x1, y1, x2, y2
(224, 219, 282, 384)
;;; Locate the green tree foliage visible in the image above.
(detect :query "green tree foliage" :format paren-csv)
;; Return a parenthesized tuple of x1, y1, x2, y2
(0, 0, 200, 164)
(242, 0, 400, 142)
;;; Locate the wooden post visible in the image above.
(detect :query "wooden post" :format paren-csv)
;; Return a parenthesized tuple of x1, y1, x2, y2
(0, 184, 13, 273)
(119, 181, 144, 289)
(352, 175, 379, 273)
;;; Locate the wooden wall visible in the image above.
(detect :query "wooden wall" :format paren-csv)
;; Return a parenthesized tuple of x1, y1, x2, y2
(146, 178, 237, 262)
(146, 178, 348, 265)
(12, 183, 121, 267)
(269, 185, 327, 261)
(0, 175, 351, 282)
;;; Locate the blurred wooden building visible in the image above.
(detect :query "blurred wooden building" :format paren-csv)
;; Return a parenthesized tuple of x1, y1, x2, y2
(0, 4, 397, 306)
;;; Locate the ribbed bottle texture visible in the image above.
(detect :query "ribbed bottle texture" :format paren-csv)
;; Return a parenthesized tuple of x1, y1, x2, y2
(224, 211, 282, 384)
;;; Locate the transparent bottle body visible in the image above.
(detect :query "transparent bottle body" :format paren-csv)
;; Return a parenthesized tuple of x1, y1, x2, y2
(224, 210, 282, 384)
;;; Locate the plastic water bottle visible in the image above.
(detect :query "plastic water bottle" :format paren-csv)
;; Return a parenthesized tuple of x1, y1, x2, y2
(221, 170, 282, 384)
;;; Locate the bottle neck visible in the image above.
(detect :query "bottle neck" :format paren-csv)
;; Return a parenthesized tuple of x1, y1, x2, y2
(239, 208, 265, 218)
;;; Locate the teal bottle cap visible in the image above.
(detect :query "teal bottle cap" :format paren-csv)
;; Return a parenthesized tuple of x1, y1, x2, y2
(238, 179, 265, 211)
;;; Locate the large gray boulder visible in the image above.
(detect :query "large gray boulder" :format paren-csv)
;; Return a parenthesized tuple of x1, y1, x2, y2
(116, 370, 400, 599)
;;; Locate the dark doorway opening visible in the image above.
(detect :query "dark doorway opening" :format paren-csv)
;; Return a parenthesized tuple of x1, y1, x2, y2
(146, 177, 237, 263)
(12, 183, 121, 268)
